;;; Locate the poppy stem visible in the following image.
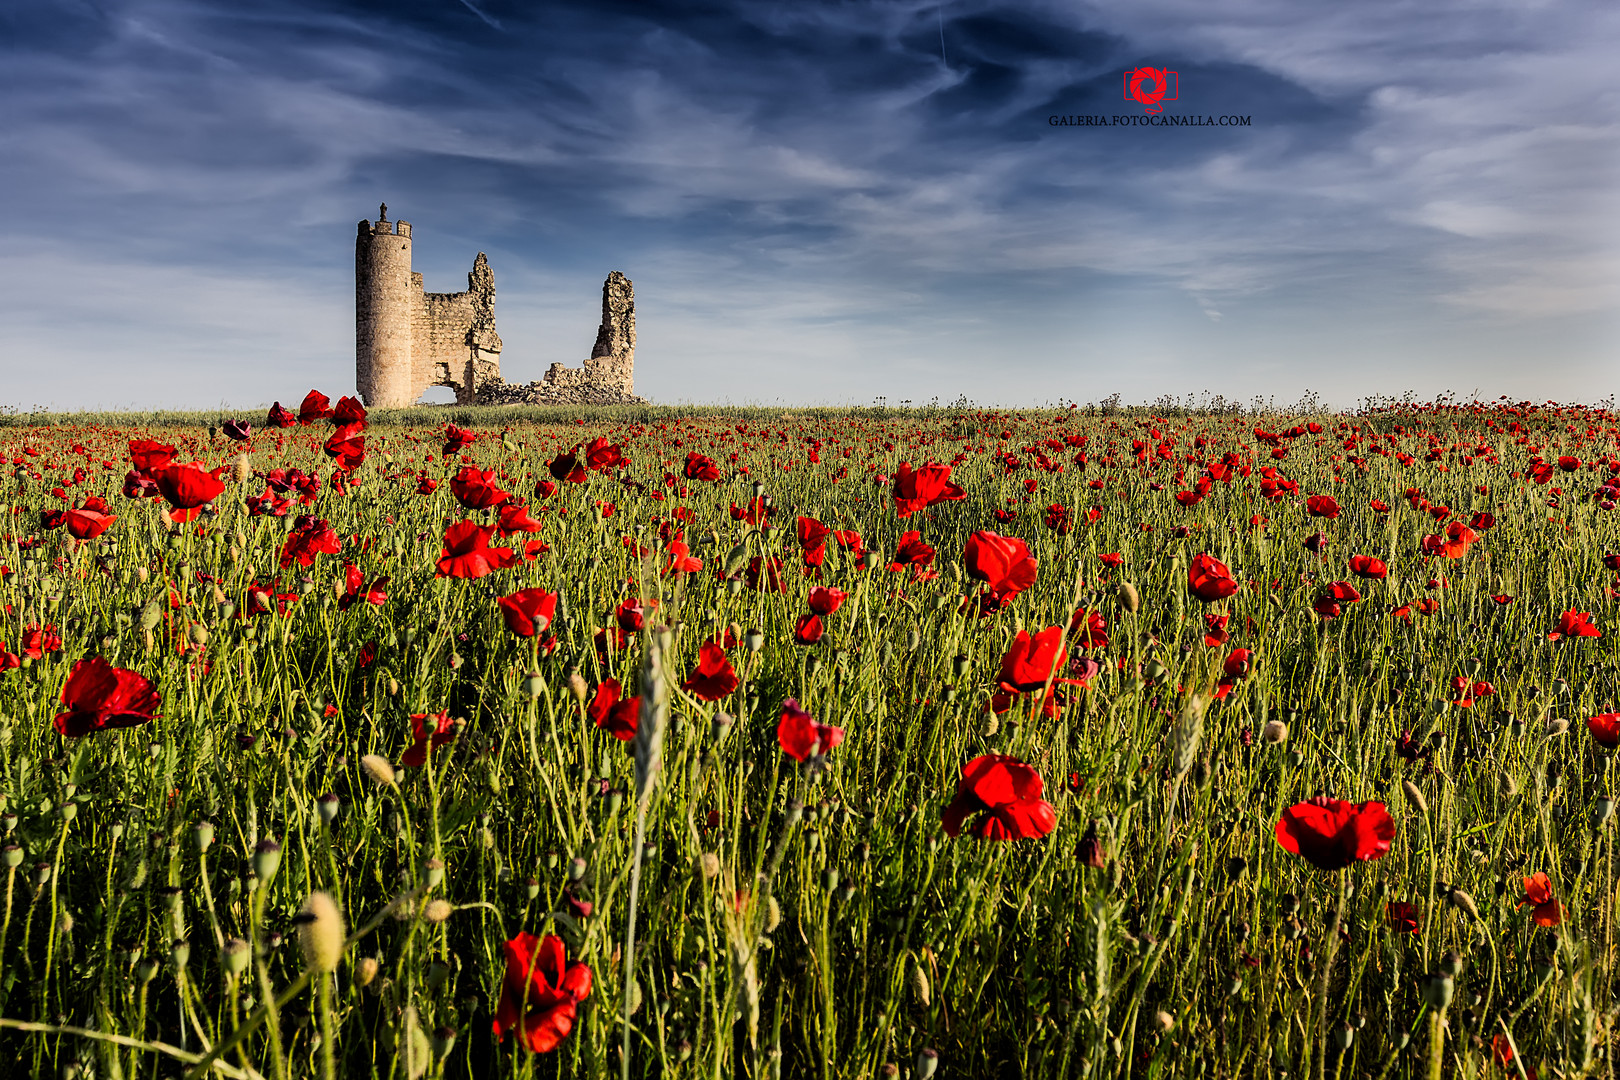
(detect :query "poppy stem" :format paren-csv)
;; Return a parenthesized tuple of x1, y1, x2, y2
(1425, 1004, 1446, 1080)
(1312, 873, 1348, 1080)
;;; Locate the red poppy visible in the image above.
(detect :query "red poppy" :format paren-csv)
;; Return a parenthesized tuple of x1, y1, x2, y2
(1098, 552, 1124, 570)
(53, 656, 161, 737)
(1306, 494, 1340, 519)
(1518, 872, 1563, 927)
(1187, 552, 1238, 602)
(963, 531, 1038, 600)
(1548, 610, 1601, 641)
(1274, 797, 1395, 870)
(1587, 713, 1620, 748)
(328, 395, 366, 426)
(777, 698, 843, 762)
(683, 452, 722, 481)
(323, 423, 366, 470)
(588, 679, 639, 741)
(297, 390, 333, 425)
(796, 516, 832, 566)
(337, 563, 388, 610)
(891, 462, 965, 518)
(533, 480, 556, 499)
(450, 466, 512, 510)
(548, 452, 586, 484)
(1071, 607, 1109, 648)
(1212, 646, 1254, 699)
(265, 402, 297, 429)
(1557, 455, 1581, 472)
(682, 641, 739, 701)
(64, 507, 116, 540)
(129, 439, 176, 475)
(1385, 901, 1421, 934)
(280, 516, 342, 569)
(436, 521, 518, 579)
(498, 589, 559, 637)
(792, 613, 825, 646)
(1347, 554, 1387, 580)
(889, 531, 936, 572)
(806, 587, 846, 616)
(730, 497, 770, 526)
(614, 599, 655, 633)
(582, 437, 624, 471)
(996, 626, 1067, 693)
(941, 755, 1057, 840)
(497, 503, 544, 536)
(1202, 612, 1229, 647)
(491, 932, 592, 1054)
(662, 538, 702, 575)
(443, 424, 476, 456)
(401, 710, 456, 767)
(156, 462, 226, 520)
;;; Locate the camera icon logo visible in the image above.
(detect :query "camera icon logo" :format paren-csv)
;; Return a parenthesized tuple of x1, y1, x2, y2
(1124, 67, 1178, 114)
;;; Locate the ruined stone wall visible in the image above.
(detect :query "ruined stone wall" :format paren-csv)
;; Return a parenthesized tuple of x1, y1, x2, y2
(356, 210, 501, 407)
(474, 271, 643, 407)
(360, 210, 644, 408)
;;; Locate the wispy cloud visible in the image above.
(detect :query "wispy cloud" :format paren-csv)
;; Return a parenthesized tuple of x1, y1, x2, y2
(0, 0, 1613, 409)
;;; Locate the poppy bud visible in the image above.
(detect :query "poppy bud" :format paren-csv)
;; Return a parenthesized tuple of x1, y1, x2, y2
(296, 891, 345, 973)
(724, 544, 749, 574)
(909, 959, 931, 1006)
(1500, 771, 1519, 797)
(1593, 797, 1615, 828)
(1446, 887, 1480, 920)
(361, 754, 396, 787)
(700, 852, 721, 879)
(711, 711, 734, 744)
(1332, 1023, 1354, 1049)
(252, 839, 281, 884)
(1118, 582, 1141, 613)
(563, 664, 587, 703)
(1545, 717, 1569, 736)
(915, 1048, 939, 1080)
(222, 937, 250, 976)
(353, 956, 379, 989)
(765, 895, 782, 932)
(1401, 780, 1428, 816)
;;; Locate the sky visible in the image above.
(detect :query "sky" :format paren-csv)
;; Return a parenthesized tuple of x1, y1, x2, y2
(0, 0, 1615, 412)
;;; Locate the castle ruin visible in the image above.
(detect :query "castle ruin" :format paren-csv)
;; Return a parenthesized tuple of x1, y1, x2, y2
(355, 206, 644, 408)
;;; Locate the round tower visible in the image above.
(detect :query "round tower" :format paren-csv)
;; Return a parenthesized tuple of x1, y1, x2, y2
(356, 205, 416, 408)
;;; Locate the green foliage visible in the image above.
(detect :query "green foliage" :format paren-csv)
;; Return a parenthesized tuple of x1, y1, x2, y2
(0, 401, 1613, 1080)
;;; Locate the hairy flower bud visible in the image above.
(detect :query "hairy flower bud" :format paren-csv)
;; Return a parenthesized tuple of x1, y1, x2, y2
(361, 754, 396, 787)
(297, 891, 345, 973)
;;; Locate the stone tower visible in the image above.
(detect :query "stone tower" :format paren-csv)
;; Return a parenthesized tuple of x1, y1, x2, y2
(355, 206, 502, 407)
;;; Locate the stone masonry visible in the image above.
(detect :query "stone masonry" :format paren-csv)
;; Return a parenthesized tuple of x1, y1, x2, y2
(474, 270, 645, 406)
(355, 206, 502, 407)
(355, 206, 643, 408)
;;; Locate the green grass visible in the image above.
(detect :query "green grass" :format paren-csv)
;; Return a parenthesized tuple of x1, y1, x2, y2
(0, 401, 1612, 1079)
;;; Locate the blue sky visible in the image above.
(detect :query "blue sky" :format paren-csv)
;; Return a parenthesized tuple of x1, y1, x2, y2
(1, 0, 1615, 411)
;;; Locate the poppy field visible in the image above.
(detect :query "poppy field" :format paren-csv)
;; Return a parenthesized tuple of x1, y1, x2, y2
(0, 395, 1617, 1080)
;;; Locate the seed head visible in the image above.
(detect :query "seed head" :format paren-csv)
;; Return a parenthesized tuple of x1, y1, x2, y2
(1260, 719, 1288, 744)
(1401, 779, 1428, 816)
(361, 754, 396, 787)
(423, 899, 453, 923)
(353, 956, 380, 989)
(700, 852, 721, 879)
(297, 891, 345, 973)
(1118, 582, 1141, 613)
